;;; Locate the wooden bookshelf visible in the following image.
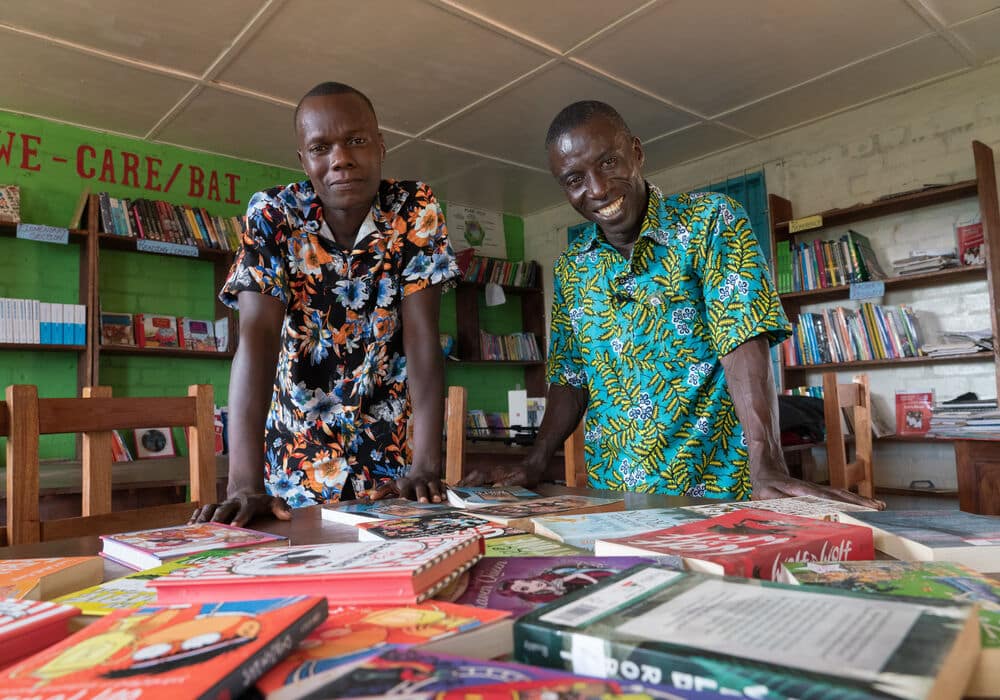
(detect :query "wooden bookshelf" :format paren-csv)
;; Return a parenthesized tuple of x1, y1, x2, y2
(95, 231, 235, 263)
(0, 343, 86, 352)
(783, 351, 992, 373)
(99, 345, 235, 360)
(449, 359, 545, 367)
(778, 264, 986, 304)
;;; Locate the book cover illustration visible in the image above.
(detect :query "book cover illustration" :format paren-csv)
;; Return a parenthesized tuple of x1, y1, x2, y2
(321, 498, 459, 525)
(446, 486, 541, 508)
(99, 311, 136, 346)
(484, 534, 590, 558)
(101, 521, 287, 569)
(179, 317, 216, 351)
(895, 389, 934, 436)
(956, 218, 985, 266)
(471, 495, 625, 530)
(514, 565, 980, 700)
(136, 313, 179, 348)
(0, 599, 79, 670)
(440, 556, 662, 618)
(595, 510, 873, 580)
(357, 511, 525, 541)
(0, 184, 20, 224)
(0, 556, 103, 600)
(532, 508, 706, 550)
(1, 596, 328, 700)
(255, 601, 510, 694)
(682, 495, 876, 522)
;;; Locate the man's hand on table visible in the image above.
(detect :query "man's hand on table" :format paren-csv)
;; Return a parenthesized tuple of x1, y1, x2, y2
(752, 466, 886, 510)
(457, 463, 539, 489)
(189, 491, 292, 528)
(392, 465, 445, 504)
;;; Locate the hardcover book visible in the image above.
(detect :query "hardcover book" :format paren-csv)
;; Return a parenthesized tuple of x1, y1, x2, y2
(779, 560, 1000, 697)
(594, 510, 874, 580)
(99, 522, 289, 571)
(514, 565, 981, 700)
(254, 601, 512, 695)
(484, 533, 590, 557)
(1, 596, 327, 700)
(0, 556, 103, 600)
(134, 312, 179, 348)
(178, 317, 216, 351)
(470, 495, 625, 532)
(99, 311, 136, 346)
(149, 536, 484, 606)
(0, 599, 79, 670)
(837, 510, 1000, 572)
(532, 508, 706, 550)
(320, 498, 460, 526)
(681, 495, 877, 522)
(356, 511, 525, 542)
(446, 485, 541, 509)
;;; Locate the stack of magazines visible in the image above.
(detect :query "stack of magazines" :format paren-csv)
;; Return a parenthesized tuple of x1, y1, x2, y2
(927, 393, 1000, 438)
(921, 328, 993, 357)
(891, 248, 957, 275)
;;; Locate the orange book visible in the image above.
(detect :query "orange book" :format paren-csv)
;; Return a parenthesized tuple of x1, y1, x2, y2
(0, 557, 103, 600)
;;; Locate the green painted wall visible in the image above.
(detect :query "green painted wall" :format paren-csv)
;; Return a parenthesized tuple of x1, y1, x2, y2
(1, 111, 528, 458)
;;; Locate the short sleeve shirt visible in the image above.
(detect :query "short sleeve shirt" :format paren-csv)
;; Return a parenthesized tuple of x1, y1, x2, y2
(547, 185, 790, 500)
(220, 179, 460, 507)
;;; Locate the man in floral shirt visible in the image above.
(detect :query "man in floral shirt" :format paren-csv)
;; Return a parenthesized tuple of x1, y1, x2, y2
(462, 100, 882, 510)
(192, 83, 460, 526)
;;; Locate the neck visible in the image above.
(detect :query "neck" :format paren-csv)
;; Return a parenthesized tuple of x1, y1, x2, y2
(322, 203, 370, 249)
(603, 183, 649, 257)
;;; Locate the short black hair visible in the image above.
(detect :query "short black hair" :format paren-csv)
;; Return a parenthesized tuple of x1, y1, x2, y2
(294, 82, 378, 127)
(545, 100, 632, 149)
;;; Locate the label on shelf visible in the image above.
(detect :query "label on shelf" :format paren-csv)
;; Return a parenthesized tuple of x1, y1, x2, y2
(850, 281, 885, 300)
(788, 214, 823, 233)
(136, 239, 200, 258)
(16, 223, 69, 245)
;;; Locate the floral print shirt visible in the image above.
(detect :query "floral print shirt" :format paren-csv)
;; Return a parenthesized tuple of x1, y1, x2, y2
(221, 179, 460, 506)
(547, 185, 790, 500)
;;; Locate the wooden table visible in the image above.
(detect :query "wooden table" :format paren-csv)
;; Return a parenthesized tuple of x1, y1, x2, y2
(955, 439, 1000, 515)
(0, 485, 707, 582)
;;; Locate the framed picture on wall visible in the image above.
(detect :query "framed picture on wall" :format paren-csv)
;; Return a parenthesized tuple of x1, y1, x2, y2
(134, 427, 176, 459)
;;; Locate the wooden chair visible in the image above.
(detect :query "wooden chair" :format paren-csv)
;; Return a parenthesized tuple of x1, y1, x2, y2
(2, 384, 216, 546)
(822, 373, 874, 499)
(444, 385, 586, 486)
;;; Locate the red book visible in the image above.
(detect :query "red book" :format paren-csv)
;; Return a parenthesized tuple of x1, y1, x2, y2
(895, 389, 934, 436)
(594, 510, 874, 580)
(1, 596, 326, 699)
(956, 220, 985, 266)
(150, 535, 484, 606)
(0, 599, 79, 669)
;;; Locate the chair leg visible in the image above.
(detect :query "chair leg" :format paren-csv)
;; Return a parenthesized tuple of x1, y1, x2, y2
(445, 386, 467, 485)
(6, 385, 41, 545)
(82, 386, 113, 516)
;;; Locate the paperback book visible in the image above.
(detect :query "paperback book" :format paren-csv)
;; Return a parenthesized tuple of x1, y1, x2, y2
(837, 509, 1000, 572)
(445, 485, 541, 509)
(514, 565, 981, 700)
(149, 535, 484, 606)
(178, 317, 216, 351)
(100, 522, 289, 571)
(0, 599, 79, 670)
(0, 556, 103, 600)
(532, 508, 706, 550)
(99, 311, 136, 346)
(484, 533, 590, 557)
(0, 596, 327, 700)
(681, 495, 877, 522)
(594, 510, 874, 580)
(895, 389, 935, 436)
(470, 495, 625, 532)
(356, 511, 525, 541)
(779, 560, 1000, 697)
(320, 498, 459, 526)
(134, 312, 179, 348)
(255, 602, 512, 695)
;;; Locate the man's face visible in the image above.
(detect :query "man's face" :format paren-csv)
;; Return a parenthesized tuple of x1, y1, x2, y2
(548, 116, 646, 240)
(296, 92, 385, 212)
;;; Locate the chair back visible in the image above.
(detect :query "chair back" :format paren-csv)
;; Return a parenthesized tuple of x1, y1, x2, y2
(822, 373, 874, 499)
(2, 384, 216, 546)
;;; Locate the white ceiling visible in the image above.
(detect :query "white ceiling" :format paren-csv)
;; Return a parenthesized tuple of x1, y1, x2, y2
(2, 0, 998, 215)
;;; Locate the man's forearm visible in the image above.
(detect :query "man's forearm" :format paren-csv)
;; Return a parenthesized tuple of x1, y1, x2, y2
(226, 343, 278, 497)
(524, 383, 589, 471)
(406, 340, 444, 472)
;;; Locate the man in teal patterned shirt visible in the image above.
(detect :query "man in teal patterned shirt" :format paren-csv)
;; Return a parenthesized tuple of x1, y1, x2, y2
(463, 101, 882, 508)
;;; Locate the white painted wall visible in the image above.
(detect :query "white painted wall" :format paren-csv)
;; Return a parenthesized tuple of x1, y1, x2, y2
(523, 62, 1000, 490)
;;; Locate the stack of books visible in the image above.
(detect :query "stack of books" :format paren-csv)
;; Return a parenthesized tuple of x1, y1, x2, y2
(928, 394, 1000, 438)
(891, 248, 958, 275)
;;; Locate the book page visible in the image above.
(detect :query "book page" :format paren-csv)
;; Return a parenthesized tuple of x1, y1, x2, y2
(615, 579, 921, 680)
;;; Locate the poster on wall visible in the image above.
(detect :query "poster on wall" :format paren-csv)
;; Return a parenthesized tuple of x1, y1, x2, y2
(447, 203, 506, 258)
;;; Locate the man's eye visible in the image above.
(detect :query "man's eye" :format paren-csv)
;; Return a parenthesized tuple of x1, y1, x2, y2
(603, 157, 617, 168)
(349, 138, 368, 146)
(310, 145, 328, 154)
(565, 177, 583, 188)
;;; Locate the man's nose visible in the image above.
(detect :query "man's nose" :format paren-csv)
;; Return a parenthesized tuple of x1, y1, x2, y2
(586, 173, 609, 200)
(329, 143, 354, 170)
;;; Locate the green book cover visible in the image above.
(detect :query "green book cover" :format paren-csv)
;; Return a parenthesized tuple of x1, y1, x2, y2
(514, 564, 979, 700)
(485, 534, 588, 558)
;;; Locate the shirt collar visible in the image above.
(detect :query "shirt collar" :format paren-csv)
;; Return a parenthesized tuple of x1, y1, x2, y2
(297, 179, 408, 248)
(574, 182, 668, 252)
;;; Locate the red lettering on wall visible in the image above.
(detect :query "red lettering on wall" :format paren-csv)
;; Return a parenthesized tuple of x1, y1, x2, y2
(98, 149, 116, 183)
(76, 145, 96, 178)
(0, 132, 15, 165)
(206, 170, 221, 202)
(188, 165, 205, 197)
(20, 134, 41, 171)
(144, 157, 162, 191)
(224, 173, 241, 204)
(121, 151, 140, 187)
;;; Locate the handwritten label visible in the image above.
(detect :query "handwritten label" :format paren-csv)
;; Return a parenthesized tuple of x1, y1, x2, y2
(788, 215, 823, 233)
(136, 239, 199, 258)
(16, 223, 69, 245)
(850, 281, 885, 300)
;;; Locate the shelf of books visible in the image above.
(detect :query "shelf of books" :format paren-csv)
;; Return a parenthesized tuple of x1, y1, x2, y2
(784, 351, 992, 373)
(778, 263, 986, 304)
(99, 345, 235, 360)
(95, 231, 234, 263)
(0, 343, 86, 352)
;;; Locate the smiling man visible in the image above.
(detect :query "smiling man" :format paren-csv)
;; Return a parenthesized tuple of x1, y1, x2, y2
(463, 100, 882, 509)
(191, 82, 460, 526)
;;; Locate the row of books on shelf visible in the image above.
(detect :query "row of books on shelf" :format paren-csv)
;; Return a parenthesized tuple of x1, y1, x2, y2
(5, 489, 998, 698)
(466, 399, 544, 440)
(463, 255, 540, 288)
(97, 191, 243, 251)
(0, 298, 86, 345)
(774, 228, 887, 293)
(100, 311, 229, 351)
(478, 330, 542, 361)
(782, 302, 928, 366)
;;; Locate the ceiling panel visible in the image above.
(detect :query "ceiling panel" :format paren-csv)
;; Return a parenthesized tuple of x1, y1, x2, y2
(0, 29, 193, 136)
(573, 0, 932, 116)
(0, 0, 263, 75)
(919, 0, 1000, 24)
(434, 162, 563, 214)
(951, 10, 1000, 62)
(428, 62, 696, 170)
(719, 36, 968, 136)
(641, 123, 750, 174)
(448, 0, 650, 51)
(217, 0, 549, 134)
(384, 141, 490, 188)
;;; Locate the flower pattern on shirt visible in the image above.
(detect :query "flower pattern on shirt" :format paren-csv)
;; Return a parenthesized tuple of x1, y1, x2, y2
(221, 179, 459, 506)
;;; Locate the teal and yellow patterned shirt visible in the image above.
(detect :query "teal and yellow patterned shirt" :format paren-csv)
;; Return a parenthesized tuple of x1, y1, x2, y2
(547, 185, 790, 499)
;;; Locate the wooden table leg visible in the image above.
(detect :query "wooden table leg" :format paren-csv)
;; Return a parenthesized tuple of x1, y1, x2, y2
(954, 440, 1000, 516)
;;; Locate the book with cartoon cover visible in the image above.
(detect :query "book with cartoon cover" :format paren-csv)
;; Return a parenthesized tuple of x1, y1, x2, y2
(320, 498, 460, 526)
(532, 508, 706, 550)
(681, 495, 876, 522)
(483, 534, 589, 558)
(357, 511, 525, 541)
(471, 495, 625, 532)
(0, 556, 103, 600)
(0, 599, 79, 669)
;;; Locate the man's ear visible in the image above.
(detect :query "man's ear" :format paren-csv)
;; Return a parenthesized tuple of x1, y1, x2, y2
(297, 150, 304, 171)
(633, 136, 644, 169)
(379, 133, 387, 162)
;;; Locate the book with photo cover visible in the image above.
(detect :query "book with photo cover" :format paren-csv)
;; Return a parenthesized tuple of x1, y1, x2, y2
(100, 311, 136, 346)
(356, 511, 525, 542)
(895, 389, 934, 436)
(956, 217, 985, 266)
(320, 498, 459, 526)
(0, 599, 79, 670)
(0, 556, 103, 600)
(134, 427, 175, 459)
(99, 522, 289, 571)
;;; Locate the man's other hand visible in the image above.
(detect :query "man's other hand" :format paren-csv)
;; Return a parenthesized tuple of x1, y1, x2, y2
(396, 465, 445, 504)
(457, 463, 539, 489)
(189, 492, 292, 528)
(751, 468, 886, 510)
